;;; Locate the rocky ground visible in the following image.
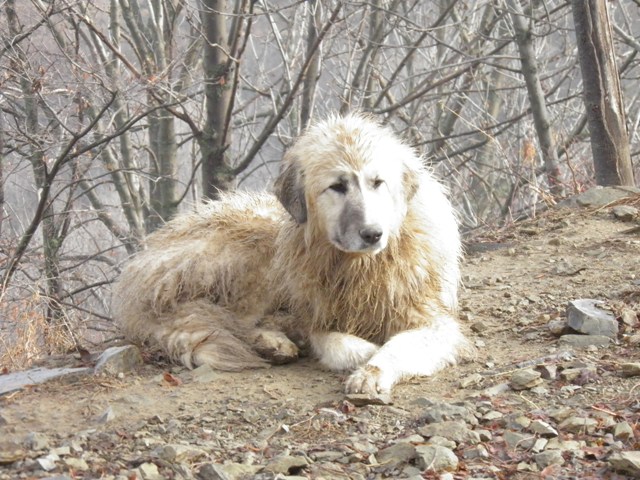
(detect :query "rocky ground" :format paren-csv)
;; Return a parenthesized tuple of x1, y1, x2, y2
(1, 187, 640, 480)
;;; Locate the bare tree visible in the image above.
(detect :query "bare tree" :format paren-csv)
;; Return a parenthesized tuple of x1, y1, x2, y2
(572, 0, 635, 186)
(507, 0, 564, 196)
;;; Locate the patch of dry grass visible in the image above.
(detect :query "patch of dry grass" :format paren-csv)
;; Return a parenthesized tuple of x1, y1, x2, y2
(0, 292, 76, 372)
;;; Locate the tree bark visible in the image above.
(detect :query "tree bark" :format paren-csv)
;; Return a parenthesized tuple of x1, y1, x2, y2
(507, 0, 565, 196)
(300, 1, 322, 128)
(572, 0, 635, 186)
(200, 0, 235, 199)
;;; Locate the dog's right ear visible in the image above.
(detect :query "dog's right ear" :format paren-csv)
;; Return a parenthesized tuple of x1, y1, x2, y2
(274, 161, 307, 224)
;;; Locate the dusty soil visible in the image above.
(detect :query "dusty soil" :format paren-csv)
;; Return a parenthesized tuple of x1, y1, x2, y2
(1, 197, 640, 480)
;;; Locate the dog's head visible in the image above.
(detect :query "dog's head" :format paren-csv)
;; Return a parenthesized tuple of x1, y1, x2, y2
(275, 114, 421, 255)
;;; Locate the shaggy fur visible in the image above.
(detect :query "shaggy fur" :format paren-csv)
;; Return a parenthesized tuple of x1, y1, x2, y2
(113, 113, 467, 394)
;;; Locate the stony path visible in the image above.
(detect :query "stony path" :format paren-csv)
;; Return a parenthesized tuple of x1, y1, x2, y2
(1, 190, 640, 480)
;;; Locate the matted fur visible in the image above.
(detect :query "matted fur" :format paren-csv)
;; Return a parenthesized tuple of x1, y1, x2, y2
(113, 113, 467, 394)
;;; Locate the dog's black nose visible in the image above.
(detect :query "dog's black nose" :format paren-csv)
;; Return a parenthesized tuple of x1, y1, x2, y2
(360, 227, 383, 245)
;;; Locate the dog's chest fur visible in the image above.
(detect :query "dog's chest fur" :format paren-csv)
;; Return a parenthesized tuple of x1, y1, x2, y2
(272, 218, 445, 345)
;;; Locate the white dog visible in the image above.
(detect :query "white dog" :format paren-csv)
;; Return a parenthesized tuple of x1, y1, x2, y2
(114, 113, 467, 395)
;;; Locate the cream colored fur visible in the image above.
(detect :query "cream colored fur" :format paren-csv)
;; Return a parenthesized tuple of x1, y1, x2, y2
(113, 113, 467, 394)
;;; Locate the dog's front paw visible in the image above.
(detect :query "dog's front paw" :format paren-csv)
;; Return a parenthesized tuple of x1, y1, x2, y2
(345, 365, 391, 395)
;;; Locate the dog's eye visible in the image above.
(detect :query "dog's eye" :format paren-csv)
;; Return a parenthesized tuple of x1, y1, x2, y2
(329, 182, 347, 194)
(372, 179, 384, 189)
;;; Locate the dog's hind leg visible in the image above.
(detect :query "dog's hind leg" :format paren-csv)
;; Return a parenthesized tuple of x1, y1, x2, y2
(150, 301, 269, 371)
(246, 329, 299, 365)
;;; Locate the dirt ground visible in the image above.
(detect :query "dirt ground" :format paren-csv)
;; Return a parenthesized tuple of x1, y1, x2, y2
(1, 195, 639, 479)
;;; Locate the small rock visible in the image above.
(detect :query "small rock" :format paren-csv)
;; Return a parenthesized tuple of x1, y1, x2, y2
(558, 334, 612, 347)
(621, 363, 640, 377)
(548, 407, 574, 422)
(64, 457, 89, 471)
(263, 455, 309, 475)
(154, 444, 207, 462)
(480, 382, 510, 397)
(426, 436, 457, 449)
(560, 366, 598, 384)
(462, 445, 489, 460)
(197, 463, 233, 480)
(459, 373, 483, 389)
(534, 450, 564, 469)
(510, 369, 543, 390)
(418, 421, 480, 445)
(504, 414, 531, 431)
(345, 392, 392, 406)
(547, 320, 567, 336)
(37, 453, 59, 471)
(94, 345, 143, 375)
(0, 442, 25, 464)
(414, 445, 458, 472)
(50, 446, 71, 456)
(504, 431, 535, 450)
(470, 321, 488, 333)
(482, 410, 504, 422)
(558, 416, 598, 434)
(376, 442, 417, 466)
(566, 299, 618, 338)
(621, 309, 639, 327)
(96, 406, 116, 424)
(613, 421, 634, 441)
(137, 462, 162, 480)
(529, 420, 558, 437)
(532, 438, 548, 453)
(25, 432, 50, 451)
(609, 451, 640, 477)
(415, 400, 478, 425)
(566, 186, 640, 208)
(536, 364, 557, 380)
(612, 205, 638, 222)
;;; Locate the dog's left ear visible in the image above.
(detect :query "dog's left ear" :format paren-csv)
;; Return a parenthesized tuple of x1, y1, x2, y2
(402, 162, 420, 202)
(274, 161, 307, 224)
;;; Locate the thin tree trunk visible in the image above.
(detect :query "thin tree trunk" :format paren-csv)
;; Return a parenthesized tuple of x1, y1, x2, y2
(200, 0, 235, 199)
(572, 0, 635, 186)
(300, 1, 322, 128)
(507, 0, 565, 196)
(6, 0, 64, 327)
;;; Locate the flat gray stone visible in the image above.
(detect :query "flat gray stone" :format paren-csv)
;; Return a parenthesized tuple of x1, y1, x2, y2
(534, 450, 564, 469)
(345, 392, 392, 406)
(529, 420, 558, 437)
(94, 345, 143, 375)
(415, 400, 478, 425)
(376, 442, 417, 466)
(417, 421, 481, 445)
(558, 334, 612, 348)
(566, 299, 617, 338)
(510, 369, 543, 390)
(609, 451, 640, 477)
(263, 454, 309, 475)
(558, 417, 597, 434)
(561, 186, 640, 208)
(414, 445, 458, 472)
(612, 205, 638, 221)
(0, 367, 92, 396)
